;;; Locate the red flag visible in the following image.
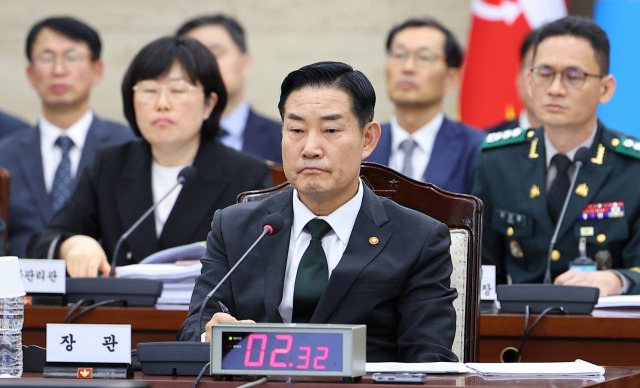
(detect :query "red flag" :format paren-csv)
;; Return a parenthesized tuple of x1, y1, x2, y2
(459, 0, 567, 129)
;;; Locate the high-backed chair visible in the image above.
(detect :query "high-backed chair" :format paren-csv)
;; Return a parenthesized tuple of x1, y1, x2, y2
(237, 161, 483, 362)
(0, 167, 10, 254)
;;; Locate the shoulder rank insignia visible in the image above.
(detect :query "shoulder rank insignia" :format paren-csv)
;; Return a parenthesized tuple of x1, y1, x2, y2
(613, 136, 640, 160)
(482, 127, 530, 149)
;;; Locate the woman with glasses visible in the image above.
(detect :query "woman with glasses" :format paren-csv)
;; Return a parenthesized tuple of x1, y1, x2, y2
(27, 36, 271, 277)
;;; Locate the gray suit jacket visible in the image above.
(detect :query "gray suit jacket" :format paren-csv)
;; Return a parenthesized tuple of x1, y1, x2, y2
(0, 116, 135, 257)
(178, 185, 458, 362)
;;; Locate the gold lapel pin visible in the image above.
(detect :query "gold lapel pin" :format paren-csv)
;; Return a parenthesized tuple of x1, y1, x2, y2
(369, 237, 379, 245)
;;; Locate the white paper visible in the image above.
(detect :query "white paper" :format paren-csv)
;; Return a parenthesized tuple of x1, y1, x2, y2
(366, 362, 470, 374)
(595, 295, 640, 309)
(480, 265, 497, 300)
(465, 359, 604, 376)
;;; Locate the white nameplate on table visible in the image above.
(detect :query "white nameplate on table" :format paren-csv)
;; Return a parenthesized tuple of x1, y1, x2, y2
(480, 265, 497, 300)
(46, 324, 131, 363)
(19, 258, 66, 294)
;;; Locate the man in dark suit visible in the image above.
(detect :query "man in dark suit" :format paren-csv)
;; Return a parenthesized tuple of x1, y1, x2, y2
(473, 17, 640, 296)
(179, 61, 458, 362)
(0, 17, 134, 257)
(0, 110, 29, 139)
(366, 18, 484, 194)
(177, 14, 282, 163)
(487, 29, 543, 133)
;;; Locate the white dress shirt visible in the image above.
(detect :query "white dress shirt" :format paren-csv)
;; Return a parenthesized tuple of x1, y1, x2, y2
(39, 110, 93, 192)
(278, 179, 364, 322)
(151, 161, 188, 237)
(388, 112, 444, 181)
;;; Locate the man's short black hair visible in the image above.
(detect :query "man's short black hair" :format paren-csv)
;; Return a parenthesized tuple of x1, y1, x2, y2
(386, 18, 463, 68)
(121, 36, 227, 140)
(278, 61, 376, 130)
(533, 16, 610, 74)
(176, 14, 247, 52)
(26, 16, 101, 61)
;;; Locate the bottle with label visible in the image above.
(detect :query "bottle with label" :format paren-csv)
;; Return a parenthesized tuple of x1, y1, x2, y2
(0, 256, 26, 378)
(0, 295, 24, 378)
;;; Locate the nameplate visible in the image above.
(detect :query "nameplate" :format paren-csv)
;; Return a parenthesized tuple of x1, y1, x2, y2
(46, 324, 131, 364)
(19, 259, 66, 294)
(481, 265, 497, 300)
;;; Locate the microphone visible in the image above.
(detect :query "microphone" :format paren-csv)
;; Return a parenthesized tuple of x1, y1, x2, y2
(498, 147, 599, 315)
(65, 166, 198, 307)
(194, 213, 285, 341)
(543, 147, 590, 284)
(110, 165, 197, 276)
(135, 213, 285, 376)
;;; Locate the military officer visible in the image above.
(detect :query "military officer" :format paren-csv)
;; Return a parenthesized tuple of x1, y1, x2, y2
(473, 16, 640, 296)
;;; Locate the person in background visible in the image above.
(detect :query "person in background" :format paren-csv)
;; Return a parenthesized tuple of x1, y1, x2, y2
(474, 16, 640, 296)
(487, 28, 543, 133)
(366, 17, 484, 194)
(177, 14, 282, 163)
(179, 61, 457, 362)
(0, 16, 135, 257)
(27, 36, 271, 277)
(0, 110, 30, 139)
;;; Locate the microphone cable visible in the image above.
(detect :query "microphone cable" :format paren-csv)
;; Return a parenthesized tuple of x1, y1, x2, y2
(62, 299, 126, 323)
(501, 304, 566, 362)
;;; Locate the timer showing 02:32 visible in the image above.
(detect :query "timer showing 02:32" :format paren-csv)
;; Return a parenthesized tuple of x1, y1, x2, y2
(221, 332, 343, 372)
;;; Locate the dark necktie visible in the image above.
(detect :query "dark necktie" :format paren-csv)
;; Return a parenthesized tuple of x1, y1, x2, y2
(292, 219, 332, 323)
(547, 154, 572, 224)
(50, 136, 74, 212)
(399, 138, 418, 178)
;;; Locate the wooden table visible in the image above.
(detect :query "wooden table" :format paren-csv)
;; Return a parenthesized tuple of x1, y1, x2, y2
(7, 367, 640, 387)
(24, 306, 640, 365)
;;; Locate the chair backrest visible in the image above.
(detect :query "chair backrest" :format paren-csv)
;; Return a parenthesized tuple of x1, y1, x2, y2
(237, 161, 483, 362)
(0, 167, 9, 254)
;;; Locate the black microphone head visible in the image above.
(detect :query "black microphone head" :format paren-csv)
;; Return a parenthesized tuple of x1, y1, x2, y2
(177, 165, 197, 186)
(263, 213, 285, 235)
(574, 147, 591, 167)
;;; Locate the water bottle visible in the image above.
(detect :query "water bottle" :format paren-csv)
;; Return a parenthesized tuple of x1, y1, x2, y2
(0, 256, 25, 378)
(0, 296, 24, 378)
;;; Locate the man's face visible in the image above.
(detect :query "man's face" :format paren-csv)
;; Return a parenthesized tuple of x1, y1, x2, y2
(385, 26, 457, 109)
(185, 25, 251, 103)
(526, 35, 615, 131)
(26, 28, 103, 111)
(282, 87, 380, 215)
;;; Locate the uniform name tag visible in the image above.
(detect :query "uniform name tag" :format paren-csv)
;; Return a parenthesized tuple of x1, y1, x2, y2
(46, 324, 131, 364)
(19, 259, 66, 294)
(496, 209, 526, 227)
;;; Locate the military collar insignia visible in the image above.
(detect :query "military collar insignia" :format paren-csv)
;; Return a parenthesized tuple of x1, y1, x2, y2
(482, 127, 534, 149)
(613, 136, 640, 160)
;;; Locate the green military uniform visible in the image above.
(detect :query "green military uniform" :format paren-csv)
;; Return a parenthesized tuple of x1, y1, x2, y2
(472, 122, 640, 294)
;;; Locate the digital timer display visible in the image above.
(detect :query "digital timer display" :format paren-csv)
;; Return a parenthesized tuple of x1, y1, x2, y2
(221, 332, 343, 372)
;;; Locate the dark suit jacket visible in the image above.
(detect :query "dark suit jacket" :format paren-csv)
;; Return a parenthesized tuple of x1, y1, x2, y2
(27, 137, 272, 265)
(0, 111, 29, 139)
(365, 117, 485, 194)
(0, 116, 135, 257)
(241, 109, 282, 163)
(473, 122, 640, 294)
(178, 185, 458, 362)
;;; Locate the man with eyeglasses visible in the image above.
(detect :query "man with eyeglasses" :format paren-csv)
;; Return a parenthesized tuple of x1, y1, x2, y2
(0, 17, 134, 257)
(177, 15, 282, 163)
(366, 18, 484, 194)
(473, 16, 640, 296)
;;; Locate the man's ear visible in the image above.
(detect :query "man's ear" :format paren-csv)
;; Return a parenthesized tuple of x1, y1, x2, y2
(599, 74, 616, 104)
(361, 121, 381, 160)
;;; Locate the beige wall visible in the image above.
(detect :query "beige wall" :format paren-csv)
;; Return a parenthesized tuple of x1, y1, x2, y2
(0, 0, 472, 127)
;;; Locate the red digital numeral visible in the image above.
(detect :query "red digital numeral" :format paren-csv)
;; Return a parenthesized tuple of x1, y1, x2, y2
(313, 347, 329, 370)
(297, 346, 311, 369)
(269, 334, 293, 368)
(244, 334, 268, 367)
